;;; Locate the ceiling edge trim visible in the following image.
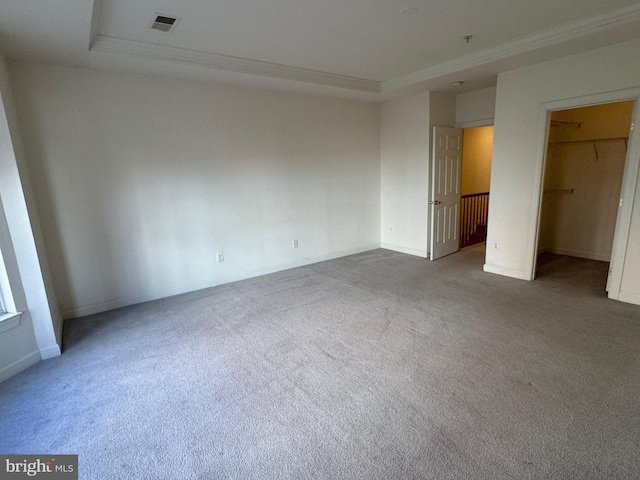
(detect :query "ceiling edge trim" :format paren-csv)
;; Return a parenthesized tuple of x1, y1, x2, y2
(90, 35, 381, 94)
(382, 3, 640, 93)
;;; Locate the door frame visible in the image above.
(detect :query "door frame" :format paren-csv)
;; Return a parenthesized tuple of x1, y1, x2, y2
(530, 88, 640, 300)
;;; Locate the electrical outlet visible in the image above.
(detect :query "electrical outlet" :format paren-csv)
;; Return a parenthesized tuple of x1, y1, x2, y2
(216, 252, 224, 262)
(292, 239, 298, 248)
(493, 242, 499, 250)
(389, 226, 393, 232)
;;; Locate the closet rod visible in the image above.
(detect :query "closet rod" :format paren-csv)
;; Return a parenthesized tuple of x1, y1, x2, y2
(550, 120, 581, 127)
(548, 136, 628, 146)
(543, 188, 575, 195)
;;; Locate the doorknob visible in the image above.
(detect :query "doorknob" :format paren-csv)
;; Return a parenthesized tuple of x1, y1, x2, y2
(429, 200, 442, 205)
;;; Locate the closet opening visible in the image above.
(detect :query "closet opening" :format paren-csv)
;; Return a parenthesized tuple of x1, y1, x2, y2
(535, 100, 635, 292)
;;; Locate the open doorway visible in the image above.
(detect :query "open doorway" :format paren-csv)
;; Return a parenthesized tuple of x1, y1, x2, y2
(429, 125, 494, 261)
(536, 101, 635, 291)
(460, 126, 493, 249)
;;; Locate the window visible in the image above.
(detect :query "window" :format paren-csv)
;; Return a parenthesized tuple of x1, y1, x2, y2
(0, 246, 21, 332)
(0, 249, 7, 314)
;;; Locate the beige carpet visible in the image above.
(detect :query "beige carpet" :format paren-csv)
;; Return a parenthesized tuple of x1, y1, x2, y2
(1, 246, 639, 479)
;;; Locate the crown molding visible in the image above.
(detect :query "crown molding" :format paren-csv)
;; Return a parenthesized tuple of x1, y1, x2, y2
(382, 3, 640, 93)
(90, 2, 640, 98)
(90, 35, 381, 94)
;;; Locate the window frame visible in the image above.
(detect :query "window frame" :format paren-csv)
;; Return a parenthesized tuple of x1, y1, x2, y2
(0, 241, 22, 333)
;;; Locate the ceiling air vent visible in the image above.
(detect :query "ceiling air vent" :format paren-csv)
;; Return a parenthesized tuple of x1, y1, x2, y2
(151, 14, 179, 32)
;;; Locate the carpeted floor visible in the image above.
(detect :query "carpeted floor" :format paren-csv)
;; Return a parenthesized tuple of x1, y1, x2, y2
(1, 246, 639, 479)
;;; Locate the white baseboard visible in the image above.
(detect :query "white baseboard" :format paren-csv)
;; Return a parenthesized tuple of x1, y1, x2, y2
(616, 291, 640, 306)
(483, 263, 529, 280)
(63, 244, 382, 319)
(542, 247, 610, 262)
(0, 350, 41, 384)
(380, 243, 428, 258)
(40, 343, 61, 360)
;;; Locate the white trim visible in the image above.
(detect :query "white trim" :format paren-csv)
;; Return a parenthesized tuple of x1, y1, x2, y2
(0, 350, 40, 384)
(90, 35, 381, 94)
(0, 311, 21, 333)
(382, 3, 640, 93)
(39, 343, 61, 360)
(380, 243, 428, 258)
(0, 244, 17, 314)
(88, 4, 640, 98)
(483, 263, 528, 280)
(527, 107, 553, 281)
(616, 291, 640, 306)
(608, 99, 640, 299)
(63, 244, 381, 319)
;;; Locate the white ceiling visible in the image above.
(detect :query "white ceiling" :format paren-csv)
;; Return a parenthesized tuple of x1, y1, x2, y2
(1, 0, 640, 100)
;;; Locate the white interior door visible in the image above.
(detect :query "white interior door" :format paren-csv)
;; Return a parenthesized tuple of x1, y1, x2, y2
(430, 127, 462, 260)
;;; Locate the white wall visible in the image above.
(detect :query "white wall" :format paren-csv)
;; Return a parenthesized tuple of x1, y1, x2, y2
(456, 87, 496, 128)
(380, 92, 430, 256)
(429, 92, 457, 129)
(11, 64, 381, 318)
(0, 52, 60, 382)
(486, 38, 640, 304)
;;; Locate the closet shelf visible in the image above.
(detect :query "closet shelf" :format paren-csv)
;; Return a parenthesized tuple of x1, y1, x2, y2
(543, 188, 575, 203)
(544, 188, 575, 195)
(550, 120, 582, 128)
